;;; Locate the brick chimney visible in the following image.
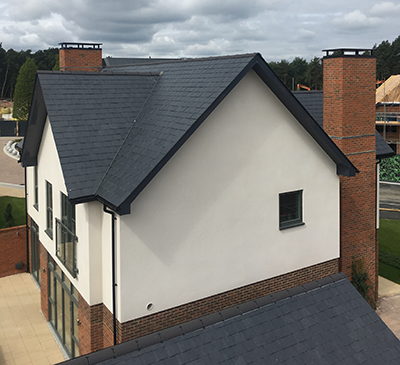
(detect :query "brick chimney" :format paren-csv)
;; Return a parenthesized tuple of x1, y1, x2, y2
(323, 49, 378, 304)
(59, 42, 102, 72)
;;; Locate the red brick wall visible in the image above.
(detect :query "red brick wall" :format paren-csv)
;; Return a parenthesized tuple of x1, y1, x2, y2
(0, 225, 27, 278)
(59, 48, 102, 72)
(376, 104, 400, 114)
(323, 54, 378, 304)
(39, 241, 49, 320)
(78, 294, 104, 355)
(103, 304, 115, 348)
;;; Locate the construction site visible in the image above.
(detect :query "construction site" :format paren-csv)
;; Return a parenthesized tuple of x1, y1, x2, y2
(376, 75, 400, 154)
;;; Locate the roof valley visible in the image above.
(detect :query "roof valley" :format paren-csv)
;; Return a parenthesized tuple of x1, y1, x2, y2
(93, 75, 161, 202)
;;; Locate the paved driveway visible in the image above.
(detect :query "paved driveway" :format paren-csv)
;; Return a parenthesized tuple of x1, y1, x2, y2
(0, 273, 65, 365)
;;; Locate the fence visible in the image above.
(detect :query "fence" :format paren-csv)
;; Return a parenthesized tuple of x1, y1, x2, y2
(0, 121, 27, 137)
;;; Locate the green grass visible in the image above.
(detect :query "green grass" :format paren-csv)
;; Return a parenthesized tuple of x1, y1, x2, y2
(379, 262, 400, 285)
(379, 219, 400, 256)
(379, 219, 400, 283)
(0, 196, 26, 229)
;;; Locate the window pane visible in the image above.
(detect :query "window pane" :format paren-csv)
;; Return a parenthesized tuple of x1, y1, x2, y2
(64, 293, 72, 354)
(56, 283, 63, 340)
(34, 167, 38, 209)
(58, 194, 77, 277)
(46, 181, 53, 238)
(279, 190, 303, 229)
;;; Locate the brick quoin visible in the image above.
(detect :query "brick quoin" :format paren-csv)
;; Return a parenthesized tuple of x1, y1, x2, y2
(0, 225, 27, 278)
(323, 50, 378, 305)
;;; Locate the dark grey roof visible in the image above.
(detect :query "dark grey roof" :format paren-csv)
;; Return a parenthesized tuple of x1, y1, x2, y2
(292, 90, 324, 126)
(293, 90, 395, 159)
(376, 131, 396, 158)
(60, 273, 400, 365)
(103, 57, 177, 67)
(21, 54, 357, 214)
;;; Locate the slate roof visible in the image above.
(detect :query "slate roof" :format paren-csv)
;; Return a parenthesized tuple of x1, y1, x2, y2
(103, 57, 177, 67)
(292, 91, 395, 159)
(60, 273, 400, 365)
(21, 54, 357, 214)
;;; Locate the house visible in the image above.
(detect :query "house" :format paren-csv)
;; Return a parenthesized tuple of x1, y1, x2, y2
(20, 44, 388, 359)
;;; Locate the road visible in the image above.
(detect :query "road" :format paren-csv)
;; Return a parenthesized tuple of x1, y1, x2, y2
(380, 182, 400, 220)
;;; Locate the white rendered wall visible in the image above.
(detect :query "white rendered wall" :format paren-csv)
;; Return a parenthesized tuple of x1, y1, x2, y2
(26, 118, 104, 306)
(117, 70, 341, 323)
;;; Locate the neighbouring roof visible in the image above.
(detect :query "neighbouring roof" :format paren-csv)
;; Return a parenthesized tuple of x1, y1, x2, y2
(61, 273, 400, 365)
(21, 54, 357, 215)
(292, 91, 395, 160)
(102, 57, 177, 67)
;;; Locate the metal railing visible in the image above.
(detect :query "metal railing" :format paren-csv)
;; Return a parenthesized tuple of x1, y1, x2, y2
(55, 218, 78, 277)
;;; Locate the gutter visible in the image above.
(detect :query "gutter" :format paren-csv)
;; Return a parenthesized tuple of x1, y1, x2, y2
(103, 205, 117, 346)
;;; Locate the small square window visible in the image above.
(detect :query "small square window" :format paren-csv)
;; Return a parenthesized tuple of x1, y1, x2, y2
(279, 190, 304, 230)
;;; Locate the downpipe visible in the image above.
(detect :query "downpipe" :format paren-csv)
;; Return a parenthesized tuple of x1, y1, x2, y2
(103, 205, 117, 346)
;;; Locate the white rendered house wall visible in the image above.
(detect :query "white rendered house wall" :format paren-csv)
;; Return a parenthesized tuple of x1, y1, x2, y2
(117, 69, 341, 323)
(26, 117, 105, 306)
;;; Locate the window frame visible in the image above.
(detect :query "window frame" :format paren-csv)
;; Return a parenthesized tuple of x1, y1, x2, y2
(279, 190, 304, 230)
(45, 180, 53, 239)
(33, 166, 38, 210)
(56, 193, 77, 277)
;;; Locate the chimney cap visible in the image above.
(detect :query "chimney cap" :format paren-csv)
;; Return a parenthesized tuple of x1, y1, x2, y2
(322, 48, 374, 58)
(59, 42, 102, 50)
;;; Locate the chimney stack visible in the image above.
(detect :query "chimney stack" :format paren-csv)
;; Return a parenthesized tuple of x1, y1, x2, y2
(59, 42, 102, 72)
(323, 49, 378, 304)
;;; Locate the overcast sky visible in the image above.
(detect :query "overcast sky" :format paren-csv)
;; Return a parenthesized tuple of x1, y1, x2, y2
(1, 0, 399, 62)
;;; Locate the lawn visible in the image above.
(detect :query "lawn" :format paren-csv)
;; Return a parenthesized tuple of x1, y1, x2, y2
(0, 196, 26, 229)
(379, 219, 400, 284)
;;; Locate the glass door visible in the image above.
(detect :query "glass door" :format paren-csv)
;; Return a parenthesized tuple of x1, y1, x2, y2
(31, 220, 40, 286)
(48, 256, 79, 358)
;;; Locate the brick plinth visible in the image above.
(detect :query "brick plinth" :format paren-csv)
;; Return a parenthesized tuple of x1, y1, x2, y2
(0, 225, 27, 278)
(78, 295, 104, 355)
(323, 53, 378, 305)
(39, 241, 49, 320)
(119, 258, 338, 342)
(78, 259, 338, 349)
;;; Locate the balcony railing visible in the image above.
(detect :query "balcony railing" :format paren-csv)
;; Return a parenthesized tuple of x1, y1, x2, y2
(56, 218, 78, 277)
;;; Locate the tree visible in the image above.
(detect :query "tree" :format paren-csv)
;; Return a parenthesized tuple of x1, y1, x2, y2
(12, 58, 37, 121)
(4, 203, 15, 227)
(290, 57, 308, 89)
(0, 45, 7, 97)
(306, 57, 323, 90)
(4, 49, 28, 98)
(32, 48, 58, 70)
(53, 54, 59, 71)
(374, 40, 392, 81)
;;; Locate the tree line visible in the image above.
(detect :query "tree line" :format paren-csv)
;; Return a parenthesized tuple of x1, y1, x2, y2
(268, 36, 400, 91)
(0, 45, 58, 99)
(2, 35, 400, 115)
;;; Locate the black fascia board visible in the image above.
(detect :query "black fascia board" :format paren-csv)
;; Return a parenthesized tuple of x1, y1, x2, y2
(116, 55, 259, 215)
(20, 76, 47, 168)
(70, 193, 120, 214)
(251, 55, 358, 177)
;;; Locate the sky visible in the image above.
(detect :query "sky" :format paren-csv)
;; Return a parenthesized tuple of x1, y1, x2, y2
(1, 0, 400, 62)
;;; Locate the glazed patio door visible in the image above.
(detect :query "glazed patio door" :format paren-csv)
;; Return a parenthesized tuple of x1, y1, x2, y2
(31, 220, 40, 286)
